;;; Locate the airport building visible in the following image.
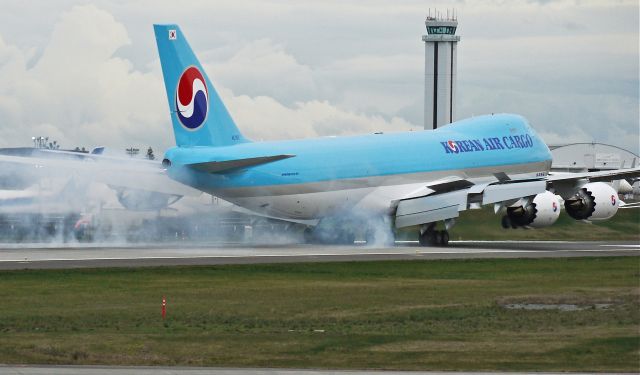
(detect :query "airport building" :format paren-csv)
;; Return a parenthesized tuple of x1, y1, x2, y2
(423, 12, 460, 130)
(549, 143, 638, 172)
(550, 142, 640, 197)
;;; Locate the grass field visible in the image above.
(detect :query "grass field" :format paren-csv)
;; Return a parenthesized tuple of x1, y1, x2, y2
(0, 257, 638, 371)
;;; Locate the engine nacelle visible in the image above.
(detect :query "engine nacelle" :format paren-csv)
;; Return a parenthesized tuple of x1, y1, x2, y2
(564, 182, 619, 221)
(116, 189, 182, 211)
(503, 191, 561, 228)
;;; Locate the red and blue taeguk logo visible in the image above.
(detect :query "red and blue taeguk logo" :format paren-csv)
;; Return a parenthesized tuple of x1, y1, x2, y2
(175, 66, 209, 130)
(611, 195, 616, 206)
(552, 201, 558, 212)
(447, 140, 459, 154)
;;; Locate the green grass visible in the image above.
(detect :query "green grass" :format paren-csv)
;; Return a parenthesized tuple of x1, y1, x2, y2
(0, 257, 638, 371)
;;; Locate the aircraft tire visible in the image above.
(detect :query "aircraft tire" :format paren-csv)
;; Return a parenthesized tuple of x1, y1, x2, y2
(434, 231, 443, 245)
(440, 230, 450, 246)
(501, 215, 511, 229)
(418, 230, 429, 246)
(418, 230, 437, 247)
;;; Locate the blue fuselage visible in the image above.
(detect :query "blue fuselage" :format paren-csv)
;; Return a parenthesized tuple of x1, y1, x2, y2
(164, 114, 552, 219)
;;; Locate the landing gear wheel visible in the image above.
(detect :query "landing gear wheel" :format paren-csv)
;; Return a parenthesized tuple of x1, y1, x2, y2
(419, 232, 429, 246)
(418, 229, 450, 247)
(434, 231, 443, 245)
(440, 230, 449, 246)
(501, 215, 511, 229)
(418, 230, 436, 247)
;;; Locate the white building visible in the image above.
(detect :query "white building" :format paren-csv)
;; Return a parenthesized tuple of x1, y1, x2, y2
(549, 143, 638, 172)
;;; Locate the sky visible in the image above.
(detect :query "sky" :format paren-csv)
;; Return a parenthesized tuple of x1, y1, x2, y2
(0, 0, 637, 156)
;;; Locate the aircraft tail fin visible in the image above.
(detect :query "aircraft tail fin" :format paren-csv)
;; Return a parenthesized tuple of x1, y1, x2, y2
(90, 147, 105, 155)
(153, 24, 248, 147)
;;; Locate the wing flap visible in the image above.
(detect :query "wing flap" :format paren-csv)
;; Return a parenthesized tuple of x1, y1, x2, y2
(481, 180, 546, 205)
(395, 190, 466, 228)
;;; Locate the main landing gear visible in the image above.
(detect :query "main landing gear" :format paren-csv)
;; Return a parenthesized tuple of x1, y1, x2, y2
(418, 223, 450, 247)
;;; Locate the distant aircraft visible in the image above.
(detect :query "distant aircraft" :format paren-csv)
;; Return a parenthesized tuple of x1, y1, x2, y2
(0, 146, 200, 212)
(152, 24, 640, 245)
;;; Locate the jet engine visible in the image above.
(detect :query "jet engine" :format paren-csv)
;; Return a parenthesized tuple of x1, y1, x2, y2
(564, 182, 619, 221)
(115, 188, 182, 211)
(502, 191, 561, 228)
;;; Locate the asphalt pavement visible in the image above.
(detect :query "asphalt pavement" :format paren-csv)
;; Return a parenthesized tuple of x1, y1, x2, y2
(0, 240, 637, 270)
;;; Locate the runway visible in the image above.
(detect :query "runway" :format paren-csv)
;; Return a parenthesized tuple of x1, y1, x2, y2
(0, 241, 637, 270)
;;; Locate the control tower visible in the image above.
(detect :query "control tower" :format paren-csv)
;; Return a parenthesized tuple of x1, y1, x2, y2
(423, 11, 460, 129)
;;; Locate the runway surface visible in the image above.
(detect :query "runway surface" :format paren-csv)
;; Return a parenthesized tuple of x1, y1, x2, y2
(0, 241, 637, 270)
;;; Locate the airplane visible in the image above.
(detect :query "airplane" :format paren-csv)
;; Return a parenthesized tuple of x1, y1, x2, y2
(0, 145, 207, 241)
(152, 24, 640, 246)
(0, 147, 200, 211)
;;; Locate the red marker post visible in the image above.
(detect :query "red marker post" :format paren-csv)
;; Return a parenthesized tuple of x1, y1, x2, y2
(161, 296, 167, 320)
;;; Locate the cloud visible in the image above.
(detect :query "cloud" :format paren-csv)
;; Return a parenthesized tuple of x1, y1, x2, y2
(208, 39, 318, 105)
(222, 89, 414, 141)
(208, 39, 423, 116)
(0, 4, 415, 154)
(0, 1, 636, 156)
(0, 5, 169, 150)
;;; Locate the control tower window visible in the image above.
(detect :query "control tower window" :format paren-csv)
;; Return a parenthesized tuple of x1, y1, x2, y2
(427, 26, 456, 35)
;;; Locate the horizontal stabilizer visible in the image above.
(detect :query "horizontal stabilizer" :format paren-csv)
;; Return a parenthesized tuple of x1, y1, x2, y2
(188, 154, 295, 173)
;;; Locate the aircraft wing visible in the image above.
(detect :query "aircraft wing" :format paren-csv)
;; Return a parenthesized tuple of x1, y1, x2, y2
(392, 167, 640, 228)
(393, 178, 546, 228)
(0, 154, 201, 197)
(619, 201, 640, 209)
(547, 167, 640, 198)
(547, 168, 640, 183)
